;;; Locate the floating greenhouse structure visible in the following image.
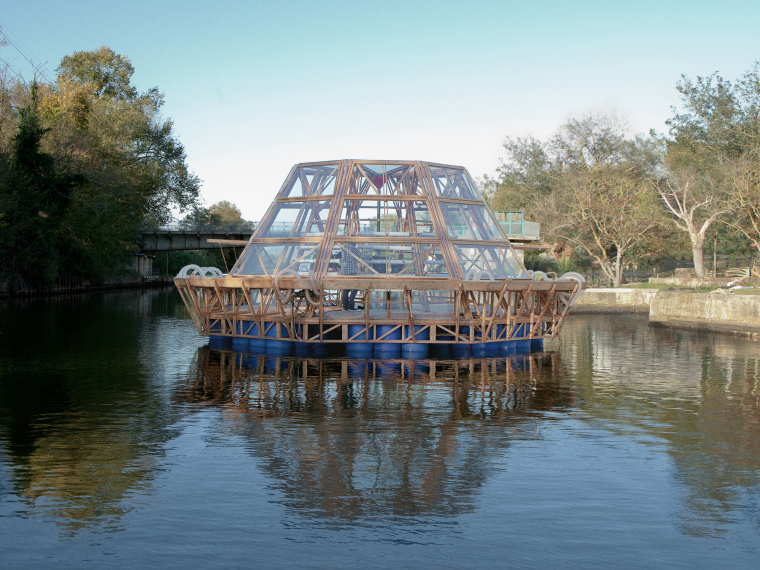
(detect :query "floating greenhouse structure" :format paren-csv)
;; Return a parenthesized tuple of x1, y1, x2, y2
(174, 160, 585, 358)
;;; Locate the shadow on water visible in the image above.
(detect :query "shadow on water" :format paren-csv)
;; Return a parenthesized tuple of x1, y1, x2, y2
(174, 347, 575, 520)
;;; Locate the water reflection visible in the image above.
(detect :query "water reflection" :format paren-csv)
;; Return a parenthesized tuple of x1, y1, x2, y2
(561, 316, 760, 537)
(0, 289, 198, 534)
(1, 291, 759, 559)
(177, 349, 574, 519)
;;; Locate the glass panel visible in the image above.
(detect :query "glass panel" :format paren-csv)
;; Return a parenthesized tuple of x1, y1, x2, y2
(325, 243, 377, 276)
(277, 243, 320, 275)
(232, 243, 321, 276)
(363, 289, 456, 316)
(324, 242, 448, 277)
(428, 166, 482, 200)
(439, 203, 505, 241)
(280, 164, 339, 198)
(232, 245, 284, 275)
(347, 164, 424, 196)
(257, 200, 331, 238)
(454, 245, 528, 279)
(336, 199, 435, 237)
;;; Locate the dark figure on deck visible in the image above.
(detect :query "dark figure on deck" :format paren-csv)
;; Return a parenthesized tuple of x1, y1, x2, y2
(340, 242, 370, 310)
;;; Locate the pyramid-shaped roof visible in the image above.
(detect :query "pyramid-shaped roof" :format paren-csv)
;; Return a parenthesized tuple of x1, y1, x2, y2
(230, 160, 528, 280)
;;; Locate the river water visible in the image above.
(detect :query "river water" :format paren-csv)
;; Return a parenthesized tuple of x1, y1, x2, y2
(0, 289, 758, 568)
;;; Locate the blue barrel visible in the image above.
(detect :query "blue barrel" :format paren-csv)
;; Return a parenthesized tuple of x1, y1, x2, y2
(374, 325, 401, 358)
(429, 343, 451, 358)
(402, 344, 428, 359)
(293, 342, 311, 356)
(530, 338, 544, 352)
(473, 342, 498, 357)
(237, 322, 265, 352)
(516, 339, 531, 353)
(430, 327, 453, 359)
(237, 320, 257, 336)
(209, 335, 231, 349)
(265, 323, 292, 354)
(499, 340, 517, 355)
(305, 324, 331, 356)
(232, 321, 251, 351)
(308, 343, 331, 357)
(451, 344, 472, 358)
(249, 337, 267, 352)
(402, 325, 429, 359)
(346, 324, 373, 358)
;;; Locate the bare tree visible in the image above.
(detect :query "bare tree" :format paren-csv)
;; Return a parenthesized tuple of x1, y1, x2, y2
(550, 168, 660, 286)
(654, 170, 732, 278)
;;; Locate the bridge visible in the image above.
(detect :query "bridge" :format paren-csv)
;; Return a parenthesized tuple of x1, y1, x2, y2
(134, 213, 543, 278)
(140, 222, 255, 251)
(140, 212, 541, 253)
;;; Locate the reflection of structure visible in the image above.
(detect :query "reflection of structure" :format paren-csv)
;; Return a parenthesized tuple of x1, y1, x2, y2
(177, 347, 574, 518)
(174, 161, 584, 357)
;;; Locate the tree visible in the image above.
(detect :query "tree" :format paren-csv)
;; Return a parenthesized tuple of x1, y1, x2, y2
(57, 46, 137, 101)
(208, 200, 244, 224)
(658, 63, 760, 276)
(47, 47, 200, 277)
(0, 82, 83, 289)
(0, 46, 202, 289)
(489, 112, 664, 285)
(550, 167, 660, 286)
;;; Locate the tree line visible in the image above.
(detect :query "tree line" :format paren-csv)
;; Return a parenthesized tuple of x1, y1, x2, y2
(0, 44, 202, 291)
(484, 62, 760, 285)
(3, 39, 757, 290)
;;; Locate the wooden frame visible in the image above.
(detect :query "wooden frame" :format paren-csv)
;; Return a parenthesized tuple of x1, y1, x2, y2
(175, 160, 585, 346)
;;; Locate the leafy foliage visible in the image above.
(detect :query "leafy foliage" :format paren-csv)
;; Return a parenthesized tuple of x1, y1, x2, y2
(655, 62, 760, 276)
(489, 112, 666, 286)
(0, 47, 201, 291)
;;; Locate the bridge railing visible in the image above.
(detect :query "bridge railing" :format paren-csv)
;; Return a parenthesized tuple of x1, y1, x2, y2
(141, 222, 258, 234)
(494, 211, 540, 239)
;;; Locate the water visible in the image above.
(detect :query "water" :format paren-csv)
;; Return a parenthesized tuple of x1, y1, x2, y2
(1, 289, 759, 568)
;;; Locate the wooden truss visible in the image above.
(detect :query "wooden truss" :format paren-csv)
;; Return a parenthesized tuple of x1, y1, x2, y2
(174, 275, 580, 344)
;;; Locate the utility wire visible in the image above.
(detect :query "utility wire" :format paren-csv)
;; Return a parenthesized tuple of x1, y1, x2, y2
(0, 20, 52, 83)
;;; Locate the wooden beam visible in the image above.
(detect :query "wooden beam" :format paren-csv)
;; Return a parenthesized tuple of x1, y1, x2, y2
(207, 238, 250, 246)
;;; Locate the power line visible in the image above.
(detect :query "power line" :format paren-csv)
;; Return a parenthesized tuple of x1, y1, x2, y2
(0, 20, 52, 83)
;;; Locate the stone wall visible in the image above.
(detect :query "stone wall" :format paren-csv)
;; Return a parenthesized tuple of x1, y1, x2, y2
(573, 288, 659, 314)
(650, 292, 760, 337)
(573, 288, 760, 337)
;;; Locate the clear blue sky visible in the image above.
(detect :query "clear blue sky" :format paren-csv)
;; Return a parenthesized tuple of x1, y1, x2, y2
(2, 1, 759, 220)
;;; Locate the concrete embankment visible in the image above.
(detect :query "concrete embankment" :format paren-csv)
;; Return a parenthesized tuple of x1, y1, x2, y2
(573, 288, 658, 314)
(574, 288, 760, 338)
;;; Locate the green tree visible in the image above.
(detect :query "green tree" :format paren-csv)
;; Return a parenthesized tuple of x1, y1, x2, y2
(208, 200, 244, 224)
(48, 47, 200, 226)
(0, 83, 83, 289)
(57, 46, 137, 101)
(489, 113, 664, 285)
(657, 63, 760, 276)
(0, 46, 202, 289)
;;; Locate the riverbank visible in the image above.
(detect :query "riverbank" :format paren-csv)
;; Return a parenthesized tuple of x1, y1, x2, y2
(574, 287, 760, 338)
(0, 277, 174, 299)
